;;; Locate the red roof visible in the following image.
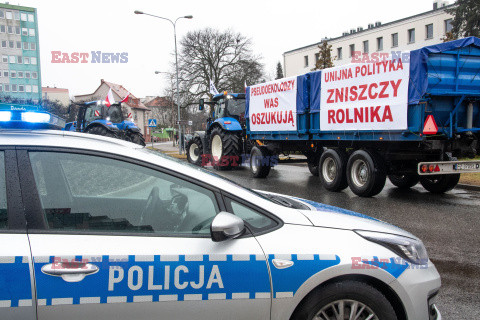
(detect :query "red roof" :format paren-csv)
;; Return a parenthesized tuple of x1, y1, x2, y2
(101, 80, 150, 111)
(144, 96, 176, 107)
(42, 87, 69, 93)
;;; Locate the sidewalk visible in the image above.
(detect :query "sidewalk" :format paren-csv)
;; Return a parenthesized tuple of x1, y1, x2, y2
(149, 141, 187, 160)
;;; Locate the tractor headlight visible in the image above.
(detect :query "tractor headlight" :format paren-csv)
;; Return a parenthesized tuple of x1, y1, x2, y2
(355, 230, 429, 265)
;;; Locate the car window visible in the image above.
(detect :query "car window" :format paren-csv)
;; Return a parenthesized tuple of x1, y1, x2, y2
(29, 152, 219, 235)
(225, 197, 276, 231)
(0, 152, 7, 229)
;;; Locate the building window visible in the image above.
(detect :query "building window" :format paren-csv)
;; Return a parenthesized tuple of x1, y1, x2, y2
(0, 25, 5, 33)
(1, 41, 6, 48)
(18, 85, 24, 92)
(315, 53, 320, 62)
(22, 28, 28, 36)
(4, 84, 9, 92)
(408, 28, 415, 43)
(15, 26, 20, 35)
(2, 71, 8, 78)
(377, 37, 383, 51)
(337, 47, 343, 60)
(17, 71, 23, 78)
(10, 71, 16, 78)
(24, 57, 30, 64)
(426, 24, 433, 39)
(5, 11, 12, 20)
(25, 71, 31, 78)
(31, 57, 37, 65)
(445, 19, 453, 33)
(0, 10, 4, 19)
(28, 14, 34, 22)
(33, 85, 39, 93)
(9, 56, 15, 64)
(304, 55, 309, 67)
(7, 26, 13, 34)
(23, 42, 28, 50)
(14, 12, 20, 20)
(16, 41, 21, 49)
(32, 72, 38, 79)
(17, 56, 22, 64)
(30, 42, 36, 50)
(349, 44, 355, 58)
(29, 29, 35, 36)
(26, 85, 31, 92)
(391, 33, 399, 47)
(363, 40, 369, 54)
(2, 56, 8, 63)
(8, 40, 14, 49)
(0, 85, 2, 92)
(20, 13, 27, 21)
(11, 84, 17, 92)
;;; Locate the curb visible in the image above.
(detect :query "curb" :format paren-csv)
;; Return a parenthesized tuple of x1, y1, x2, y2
(457, 184, 480, 192)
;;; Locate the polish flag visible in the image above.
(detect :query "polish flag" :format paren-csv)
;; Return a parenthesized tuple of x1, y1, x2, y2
(121, 92, 130, 103)
(105, 88, 115, 107)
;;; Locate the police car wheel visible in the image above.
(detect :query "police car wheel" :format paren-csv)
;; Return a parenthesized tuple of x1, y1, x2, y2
(420, 173, 460, 193)
(292, 280, 397, 320)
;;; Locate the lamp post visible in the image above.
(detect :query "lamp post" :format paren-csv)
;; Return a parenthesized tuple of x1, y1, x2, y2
(135, 10, 192, 154)
(155, 71, 176, 147)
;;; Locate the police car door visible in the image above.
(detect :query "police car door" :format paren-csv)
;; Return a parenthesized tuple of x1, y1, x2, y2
(19, 150, 271, 320)
(0, 149, 36, 319)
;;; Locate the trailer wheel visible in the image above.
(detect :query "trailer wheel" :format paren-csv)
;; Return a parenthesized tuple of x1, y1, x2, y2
(420, 174, 460, 194)
(250, 146, 271, 178)
(186, 137, 203, 166)
(210, 127, 241, 170)
(388, 174, 420, 189)
(347, 150, 386, 197)
(319, 149, 348, 191)
(306, 150, 323, 177)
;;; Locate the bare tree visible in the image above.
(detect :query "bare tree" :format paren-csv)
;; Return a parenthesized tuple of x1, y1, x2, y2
(175, 28, 264, 107)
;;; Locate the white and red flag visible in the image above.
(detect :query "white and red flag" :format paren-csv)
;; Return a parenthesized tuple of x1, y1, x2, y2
(105, 88, 115, 107)
(121, 92, 130, 103)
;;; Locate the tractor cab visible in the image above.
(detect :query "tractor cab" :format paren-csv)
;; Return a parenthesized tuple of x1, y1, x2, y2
(210, 92, 246, 122)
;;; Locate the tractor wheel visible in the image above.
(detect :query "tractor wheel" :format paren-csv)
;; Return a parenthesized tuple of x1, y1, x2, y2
(209, 127, 241, 170)
(127, 131, 146, 146)
(186, 137, 203, 166)
(86, 126, 117, 139)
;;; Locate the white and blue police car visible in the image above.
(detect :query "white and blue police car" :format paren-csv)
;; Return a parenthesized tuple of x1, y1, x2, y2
(0, 105, 440, 319)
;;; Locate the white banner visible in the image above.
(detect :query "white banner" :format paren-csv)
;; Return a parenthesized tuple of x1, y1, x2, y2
(248, 76, 297, 132)
(320, 53, 410, 131)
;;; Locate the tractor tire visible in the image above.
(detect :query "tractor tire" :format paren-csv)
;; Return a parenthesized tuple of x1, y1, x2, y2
(186, 137, 203, 166)
(388, 174, 420, 189)
(86, 125, 117, 139)
(127, 131, 146, 146)
(420, 174, 460, 193)
(209, 127, 241, 170)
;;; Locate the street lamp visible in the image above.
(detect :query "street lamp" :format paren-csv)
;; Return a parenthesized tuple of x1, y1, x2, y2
(135, 10, 193, 154)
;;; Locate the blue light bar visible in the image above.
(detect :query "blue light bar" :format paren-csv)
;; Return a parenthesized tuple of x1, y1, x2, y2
(21, 112, 51, 123)
(0, 111, 12, 122)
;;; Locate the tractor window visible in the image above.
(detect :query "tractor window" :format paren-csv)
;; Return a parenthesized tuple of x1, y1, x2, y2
(106, 105, 123, 123)
(84, 105, 103, 123)
(214, 99, 226, 120)
(226, 98, 245, 118)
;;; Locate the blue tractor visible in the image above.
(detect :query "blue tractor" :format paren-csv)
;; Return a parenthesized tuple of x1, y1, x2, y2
(186, 92, 249, 170)
(64, 100, 145, 146)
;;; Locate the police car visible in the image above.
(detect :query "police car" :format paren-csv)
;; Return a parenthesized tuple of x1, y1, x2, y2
(0, 106, 440, 319)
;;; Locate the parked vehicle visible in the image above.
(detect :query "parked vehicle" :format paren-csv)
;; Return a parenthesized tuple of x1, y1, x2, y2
(64, 100, 145, 146)
(246, 37, 480, 197)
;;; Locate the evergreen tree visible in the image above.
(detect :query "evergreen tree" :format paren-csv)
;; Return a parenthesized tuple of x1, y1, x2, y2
(275, 62, 284, 79)
(446, 0, 480, 39)
(312, 41, 334, 71)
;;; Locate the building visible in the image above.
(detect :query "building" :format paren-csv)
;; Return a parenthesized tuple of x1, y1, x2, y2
(42, 86, 70, 106)
(74, 79, 151, 135)
(144, 96, 176, 128)
(0, 3, 41, 101)
(284, 1, 454, 77)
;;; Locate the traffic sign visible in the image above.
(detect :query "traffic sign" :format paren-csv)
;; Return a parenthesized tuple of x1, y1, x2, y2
(148, 119, 157, 127)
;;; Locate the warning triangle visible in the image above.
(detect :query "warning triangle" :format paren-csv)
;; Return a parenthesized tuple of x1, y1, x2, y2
(423, 115, 438, 134)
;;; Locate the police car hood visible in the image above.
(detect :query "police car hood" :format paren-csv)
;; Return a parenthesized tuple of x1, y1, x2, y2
(264, 192, 416, 238)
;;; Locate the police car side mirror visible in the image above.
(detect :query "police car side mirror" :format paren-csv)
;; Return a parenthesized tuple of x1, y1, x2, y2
(199, 99, 204, 111)
(210, 211, 245, 242)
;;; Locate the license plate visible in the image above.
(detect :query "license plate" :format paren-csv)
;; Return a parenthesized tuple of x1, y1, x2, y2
(454, 163, 480, 170)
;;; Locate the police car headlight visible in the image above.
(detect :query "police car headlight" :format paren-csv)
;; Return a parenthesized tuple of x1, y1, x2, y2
(355, 230, 429, 265)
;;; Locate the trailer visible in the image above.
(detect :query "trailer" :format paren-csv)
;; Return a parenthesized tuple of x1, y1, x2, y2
(246, 37, 480, 197)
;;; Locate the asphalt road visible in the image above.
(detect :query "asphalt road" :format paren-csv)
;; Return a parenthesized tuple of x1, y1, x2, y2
(208, 163, 480, 319)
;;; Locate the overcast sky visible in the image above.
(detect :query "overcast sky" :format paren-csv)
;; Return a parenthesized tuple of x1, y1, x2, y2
(21, 0, 439, 98)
